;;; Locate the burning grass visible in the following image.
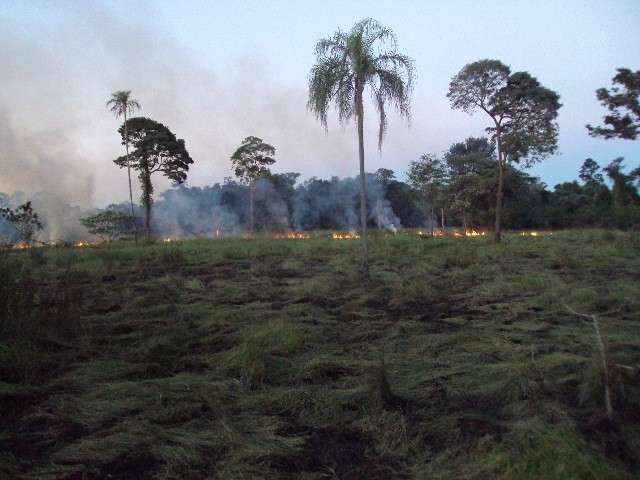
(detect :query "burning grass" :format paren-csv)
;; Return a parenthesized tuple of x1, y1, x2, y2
(1, 229, 639, 478)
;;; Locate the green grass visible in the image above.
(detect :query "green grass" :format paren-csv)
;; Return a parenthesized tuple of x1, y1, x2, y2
(1, 229, 639, 479)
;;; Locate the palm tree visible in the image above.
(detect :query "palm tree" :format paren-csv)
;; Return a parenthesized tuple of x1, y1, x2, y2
(308, 18, 413, 274)
(107, 90, 141, 239)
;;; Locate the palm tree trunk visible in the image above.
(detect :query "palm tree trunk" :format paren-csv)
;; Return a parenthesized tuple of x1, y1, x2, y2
(123, 111, 137, 243)
(494, 130, 504, 243)
(356, 83, 368, 275)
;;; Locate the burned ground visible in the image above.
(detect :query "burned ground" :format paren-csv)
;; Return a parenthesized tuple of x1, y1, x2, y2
(1, 230, 639, 479)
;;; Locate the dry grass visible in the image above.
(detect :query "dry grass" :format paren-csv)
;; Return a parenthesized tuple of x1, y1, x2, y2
(1, 229, 639, 478)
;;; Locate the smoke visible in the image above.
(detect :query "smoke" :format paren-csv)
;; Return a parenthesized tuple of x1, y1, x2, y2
(292, 174, 400, 232)
(0, 2, 357, 211)
(0, 110, 94, 206)
(366, 177, 400, 233)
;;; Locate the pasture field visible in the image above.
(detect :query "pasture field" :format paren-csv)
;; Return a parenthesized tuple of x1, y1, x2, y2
(1, 230, 639, 479)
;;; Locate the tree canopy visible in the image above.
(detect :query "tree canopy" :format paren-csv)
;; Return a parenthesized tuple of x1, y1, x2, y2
(80, 210, 136, 241)
(307, 18, 414, 149)
(448, 60, 561, 166)
(114, 117, 193, 184)
(230, 136, 276, 185)
(587, 68, 640, 140)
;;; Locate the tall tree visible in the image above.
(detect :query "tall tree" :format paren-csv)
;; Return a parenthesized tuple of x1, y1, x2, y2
(448, 59, 561, 241)
(114, 117, 193, 240)
(308, 18, 414, 274)
(587, 68, 640, 140)
(107, 91, 141, 238)
(407, 154, 447, 236)
(230, 136, 276, 233)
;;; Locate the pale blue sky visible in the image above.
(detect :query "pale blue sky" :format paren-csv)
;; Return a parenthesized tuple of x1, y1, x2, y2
(1, 0, 639, 205)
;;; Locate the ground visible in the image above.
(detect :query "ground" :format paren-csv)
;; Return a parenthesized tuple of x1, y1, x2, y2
(1, 230, 639, 479)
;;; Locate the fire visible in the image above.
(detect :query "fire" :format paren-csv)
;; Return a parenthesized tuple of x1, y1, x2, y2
(163, 238, 174, 243)
(418, 229, 486, 238)
(331, 232, 360, 240)
(519, 231, 552, 237)
(274, 232, 311, 240)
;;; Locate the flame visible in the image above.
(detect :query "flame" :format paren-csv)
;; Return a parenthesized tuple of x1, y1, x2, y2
(274, 232, 311, 240)
(418, 229, 486, 238)
(331, 232, 360, 240)
(163, 238, 174, 243)
(519, 231, 552, 237)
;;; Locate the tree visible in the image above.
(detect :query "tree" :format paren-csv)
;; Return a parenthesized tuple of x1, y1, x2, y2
(308, 18, 414, 274)
(579, 158, 604, 185)
(230, 136, 276, 233)
(587, 68, 640, 140)
(107, 90, 141, 239)
(80, 210, 136, 241)
(0, 201, 43, 245)
(375, 168, 396, 188)
(603, 157, 639, 208)
(444, 137, 495, 230)
(114, 117, 193, 240)
(578, 158, 609, 211)
(407, 154, 447, 235)
(448, 59, 561, 241)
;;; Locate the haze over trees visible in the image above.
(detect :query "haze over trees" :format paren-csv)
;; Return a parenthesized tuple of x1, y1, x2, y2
(230, 136, 276, 234)
(308, 18, 414, 274)
(114, 117, 193, 240)
(448, 59, 561, 242)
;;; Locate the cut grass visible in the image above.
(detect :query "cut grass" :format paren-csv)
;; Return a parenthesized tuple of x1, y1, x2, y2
(1, 229, 639, 478)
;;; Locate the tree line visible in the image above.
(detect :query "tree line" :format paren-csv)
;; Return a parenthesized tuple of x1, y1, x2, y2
(1, 18, 638, 273)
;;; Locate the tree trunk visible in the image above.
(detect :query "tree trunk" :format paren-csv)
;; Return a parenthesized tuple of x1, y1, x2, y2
(141, 163, 152, 241)
(462, 208, 468, 231)
(430, 199, 435, 237)
(249, 183, 255, 234)
(494, 130, 504, 243)
(123, 112, 137, 243)
(429, 185, 435, 237)
(441, 207, 445, 232)
(356, 83, 368, 275)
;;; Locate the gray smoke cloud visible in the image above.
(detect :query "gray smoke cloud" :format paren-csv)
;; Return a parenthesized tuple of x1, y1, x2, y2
(0, 1, 357, 214)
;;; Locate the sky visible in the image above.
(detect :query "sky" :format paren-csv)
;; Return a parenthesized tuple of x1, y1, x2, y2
(0, 0, 639, 207)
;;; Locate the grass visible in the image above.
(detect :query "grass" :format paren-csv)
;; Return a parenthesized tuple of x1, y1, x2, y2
(1, 229, 639, 479)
